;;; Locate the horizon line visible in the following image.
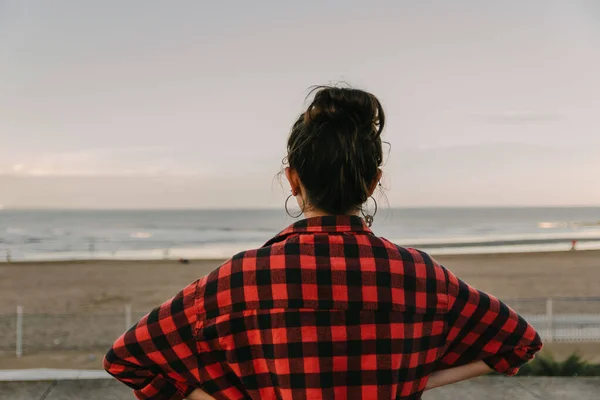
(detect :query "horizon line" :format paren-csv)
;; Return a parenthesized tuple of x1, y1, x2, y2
(2, 205, 600, 212)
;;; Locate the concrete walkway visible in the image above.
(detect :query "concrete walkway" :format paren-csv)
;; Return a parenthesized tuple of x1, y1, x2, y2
(1, 375, 599, 399)
(0, 369, 109, 381)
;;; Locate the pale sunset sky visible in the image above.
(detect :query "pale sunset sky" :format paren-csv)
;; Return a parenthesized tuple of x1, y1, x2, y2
(1, 0, 599, 209)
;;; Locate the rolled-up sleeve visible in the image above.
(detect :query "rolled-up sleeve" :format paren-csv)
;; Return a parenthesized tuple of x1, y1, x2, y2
(438, 267, 542, 375)
(103, 280, 200, 400)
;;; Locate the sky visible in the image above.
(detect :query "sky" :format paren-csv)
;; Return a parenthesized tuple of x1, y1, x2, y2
(1, 0, 599, 209)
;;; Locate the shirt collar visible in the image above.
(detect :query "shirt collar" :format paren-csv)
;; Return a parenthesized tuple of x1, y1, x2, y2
(263, 215, 373, 247)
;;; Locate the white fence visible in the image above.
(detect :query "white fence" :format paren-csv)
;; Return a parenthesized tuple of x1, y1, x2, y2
(524, 313, 600, 342)
(4, 297, 600, 358)
(1, 304, 142, 358)
(499, 297, 600, 343)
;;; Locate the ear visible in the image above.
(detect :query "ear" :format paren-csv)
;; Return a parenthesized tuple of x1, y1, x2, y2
(367, 169, 383, 197)
(285, 167, 301, 196)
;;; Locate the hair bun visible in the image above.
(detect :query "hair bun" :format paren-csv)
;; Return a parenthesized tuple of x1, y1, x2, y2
(303, 86, 384, 137)
(286, 85, 386, 215)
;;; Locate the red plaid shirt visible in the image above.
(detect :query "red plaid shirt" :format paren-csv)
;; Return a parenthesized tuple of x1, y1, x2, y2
(104, 216, 542, 399)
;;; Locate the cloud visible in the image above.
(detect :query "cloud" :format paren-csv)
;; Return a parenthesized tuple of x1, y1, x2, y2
(469, 112, 563, 124)
(0, 146, 217, 177)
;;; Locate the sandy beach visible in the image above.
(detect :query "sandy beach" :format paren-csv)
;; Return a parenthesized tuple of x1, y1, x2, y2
(1, 250, 599, 368)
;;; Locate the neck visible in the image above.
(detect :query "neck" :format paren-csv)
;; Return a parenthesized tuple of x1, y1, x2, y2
(302, 209, 361, 219)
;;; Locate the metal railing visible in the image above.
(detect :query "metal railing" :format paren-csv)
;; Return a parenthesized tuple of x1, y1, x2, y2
(3, 297, 600, 358)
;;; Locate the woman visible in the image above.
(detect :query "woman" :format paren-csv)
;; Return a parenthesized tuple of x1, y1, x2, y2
(104, 86, 542, 399)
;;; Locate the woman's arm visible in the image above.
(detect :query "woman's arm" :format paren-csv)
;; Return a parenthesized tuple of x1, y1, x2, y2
(103, 280, 200, 400)
(437, 263, 543, 376)
(425, 360, 492, 391)
(187, 388, 215, 400)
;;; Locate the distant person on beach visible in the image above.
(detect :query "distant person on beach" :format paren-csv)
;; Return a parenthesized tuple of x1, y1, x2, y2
(104, 86, 542, 399)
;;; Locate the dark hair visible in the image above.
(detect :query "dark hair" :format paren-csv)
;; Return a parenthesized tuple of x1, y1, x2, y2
(286, 85, 385, 215)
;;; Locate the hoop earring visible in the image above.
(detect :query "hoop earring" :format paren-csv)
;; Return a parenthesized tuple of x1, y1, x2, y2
(360, 196, 378, 227)
(285, 194, 305, 218)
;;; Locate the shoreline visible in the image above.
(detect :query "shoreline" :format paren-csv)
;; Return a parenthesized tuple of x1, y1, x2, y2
(2, 248, 600, 266)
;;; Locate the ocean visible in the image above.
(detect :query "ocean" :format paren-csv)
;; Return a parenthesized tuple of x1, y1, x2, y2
(1, 208, 599, 262)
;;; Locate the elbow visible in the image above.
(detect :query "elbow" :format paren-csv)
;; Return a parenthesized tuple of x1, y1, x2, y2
(520, 332, 543, 361)
(521, 323, 544, 357)
(103, 352, 114, 376)
(102, 348, 121, 377)
(510, 330, 543, 374)
(527, 331, 544, 359)
(488, 329, 544, 376)
(533, 331, 543, 351)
